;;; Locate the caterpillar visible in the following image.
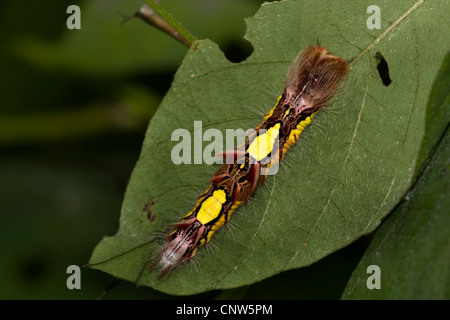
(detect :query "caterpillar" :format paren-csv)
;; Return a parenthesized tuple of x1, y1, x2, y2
(151, 45, 349, 278)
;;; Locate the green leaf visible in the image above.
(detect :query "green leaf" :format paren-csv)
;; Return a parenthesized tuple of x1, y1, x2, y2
(416, 51, 450, 172)
(342, 52, 450, 300)
(89, 0, 450, 295)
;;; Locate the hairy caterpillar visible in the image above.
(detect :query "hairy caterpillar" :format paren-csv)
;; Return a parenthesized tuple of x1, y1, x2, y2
(151, 45, 349, 278)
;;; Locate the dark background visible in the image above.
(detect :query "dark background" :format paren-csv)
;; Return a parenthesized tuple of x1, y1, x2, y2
(0, 0, 371, 299)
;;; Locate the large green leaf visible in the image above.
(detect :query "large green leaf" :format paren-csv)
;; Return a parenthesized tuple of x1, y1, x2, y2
(342, 52, 450, 300)
(89, 0, 450, 295)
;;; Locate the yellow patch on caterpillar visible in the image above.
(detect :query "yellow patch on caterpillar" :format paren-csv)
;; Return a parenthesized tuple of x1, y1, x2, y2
(202, 200, 245, 245)
(262, 96, 282, 121)
(282, 114, 315, 155)
(247, 123, 280, 161)
(196, 189, 227, 225)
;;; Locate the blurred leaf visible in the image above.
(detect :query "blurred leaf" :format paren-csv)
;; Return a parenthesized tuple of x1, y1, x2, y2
(0, 85, 159, 145)
(342, 52, 450, 300)
(0, 153, 144, 299)
(89, 0, 450, 295)
(13, 0, 262, 77)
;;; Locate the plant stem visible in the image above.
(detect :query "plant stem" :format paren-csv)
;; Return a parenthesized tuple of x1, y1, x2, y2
(141, 0, 196, 47)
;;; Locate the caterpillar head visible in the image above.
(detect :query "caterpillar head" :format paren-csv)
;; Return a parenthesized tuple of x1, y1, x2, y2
(285, 45, 349, 112)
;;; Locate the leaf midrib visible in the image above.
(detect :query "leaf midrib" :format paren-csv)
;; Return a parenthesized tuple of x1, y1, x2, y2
(349, 0, 425, 68)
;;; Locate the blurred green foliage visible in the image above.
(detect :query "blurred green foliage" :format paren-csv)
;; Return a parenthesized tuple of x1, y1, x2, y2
(0, 0, 375, 299)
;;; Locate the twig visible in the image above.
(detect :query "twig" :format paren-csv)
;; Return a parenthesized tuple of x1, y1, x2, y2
(133, 2, 195, 48)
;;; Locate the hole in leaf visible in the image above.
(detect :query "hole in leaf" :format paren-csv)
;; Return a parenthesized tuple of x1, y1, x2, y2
(375, 51, 392, 86)
(222, 39, 254, 63)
